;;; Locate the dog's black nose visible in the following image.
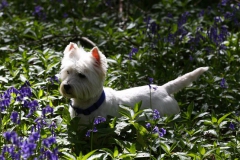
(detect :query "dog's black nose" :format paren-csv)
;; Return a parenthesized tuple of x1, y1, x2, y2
(64, 84, 71, 91)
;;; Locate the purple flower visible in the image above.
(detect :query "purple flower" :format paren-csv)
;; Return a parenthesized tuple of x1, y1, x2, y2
(129, 47, 138, 60)
(144, 16, 151, 26)
(0, 0, 8, 10)
(49, 76, 59, 84)
(19, 84, 32, 98)
(42, 137, 56, 148)
(177, 11, 190, 28)
(86, 130, 91, 137)
(214, 16, 222, 23)
(93, 116, 106, 125)
(10, 111, 20, 124)
(221, 0, 228, 6)
(29, 132, 40, 142)
(148, 77, 153, 84)
(63, 13, 68, 18)
(198, 9, 205, 17)
(150, 22, 158, 34)
(229, 122, 234, 130)
(189, 55, 193, 61)
(153, 109, 160, 120)
(220, 78, 227, 88)
(93, 126, 98, 132)
(148, 77, 154, 89)
(34, 5, 42, 14)
(21, 140, 36, 159)
(3, 131, 19, 145)
(42, 105, 54, 118)
(146, 123, 151, 128)
(33, 5, 46, 20)
(152, 126, 166, 137)
(224, 11, 233, 20)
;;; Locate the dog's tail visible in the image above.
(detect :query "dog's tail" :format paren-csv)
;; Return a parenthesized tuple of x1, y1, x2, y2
(162, 67, 209, 95)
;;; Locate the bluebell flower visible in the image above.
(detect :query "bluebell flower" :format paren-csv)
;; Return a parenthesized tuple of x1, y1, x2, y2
(144, 16, 151, 27)
(221, 0, 228, 6)
(224, 11, 233, 20)
(34, 117, 47, 131)
(129, 47, 138, 60)
(198, 9, 205, 17)
(10, 111, 20, 124)
(229, 122, 234, 130)
(0, 0, 8, 10)
(93, 116, 106, 125)
(86, 130, 91, 137)
(33, 5, 46, 20)
(220, 78, 227, 88)
(177, 11, 190, 28)
(21, 140, 36, 159)
(49, 76, 59, 84)
(63, 13, 68, 18)
(49, 122, 57, 136)
(150, 22, 158, 34)
(3, 131, 19, 145)
(29, 132, 40, 142)
(42, 105, 54, 118)
(153, 109, 160, 120)
(42, 137, 56, 148)
(93, 126, 98, 132)
(146, 123, 151, 128)
(152, 126, 166, 137)
(214, 16, 222, 23)
(148, 77, 155, 90)
(19, 84, 32, 98)
(148, 77, 153, 84)
(34, 5, 42, 15)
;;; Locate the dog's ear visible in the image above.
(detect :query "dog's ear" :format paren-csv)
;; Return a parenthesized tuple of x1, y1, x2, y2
(91, 47, 101, 63)
(63, 42, 80, 59)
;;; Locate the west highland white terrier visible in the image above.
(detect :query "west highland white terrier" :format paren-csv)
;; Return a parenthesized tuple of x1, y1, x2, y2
(60, 42, 209, 124)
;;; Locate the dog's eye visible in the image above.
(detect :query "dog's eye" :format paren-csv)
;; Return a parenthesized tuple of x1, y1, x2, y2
(78, 73, 86, 78)
(67, 71, 70, 74)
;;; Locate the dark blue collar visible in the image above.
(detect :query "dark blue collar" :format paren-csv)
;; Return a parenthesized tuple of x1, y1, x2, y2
(70, 91, 105, 115)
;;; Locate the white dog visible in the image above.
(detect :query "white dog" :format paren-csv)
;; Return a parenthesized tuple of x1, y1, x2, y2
(59, 42, 208, 124)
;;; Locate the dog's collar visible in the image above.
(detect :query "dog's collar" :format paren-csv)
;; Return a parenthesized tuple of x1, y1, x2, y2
(70, 90, 105, 115)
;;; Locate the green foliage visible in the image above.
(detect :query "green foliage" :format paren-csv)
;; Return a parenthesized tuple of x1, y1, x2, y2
(0, 0, 240, 159)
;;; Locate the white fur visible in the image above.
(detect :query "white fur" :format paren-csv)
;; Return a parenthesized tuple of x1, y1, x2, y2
(60, 42, 209, 124)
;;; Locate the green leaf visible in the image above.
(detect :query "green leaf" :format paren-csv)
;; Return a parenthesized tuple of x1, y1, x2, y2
(38, 89, 43, 99)
(109, 117, 117, 128)
(133, 101, 142, 113)
(187, 102, 194, 119)
(62, 152, 76, 160)
(217, 112, 232, 125)
(211, 116, 217, 123)
(170, 141, 179, 152)
(131, 123, 148, 136)
(133, 110, 144, 120)
(119, 105, 133, 120)
(100, 148, 113, 158)
(113, 146, 119, 158)
(198, 145, 205, 155)
(130, 143, 136, 154)
(193, 112, 209, 120)
(80, 150, 97, 160)
(160, 142, 170, 154)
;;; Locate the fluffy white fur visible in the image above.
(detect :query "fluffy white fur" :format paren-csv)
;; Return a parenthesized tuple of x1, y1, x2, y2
(60, 42, 209, 124)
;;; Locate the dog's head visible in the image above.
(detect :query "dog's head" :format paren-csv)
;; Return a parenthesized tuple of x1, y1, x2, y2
(59, 42, 107, 100)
